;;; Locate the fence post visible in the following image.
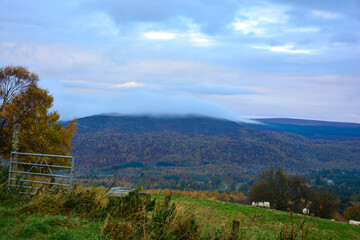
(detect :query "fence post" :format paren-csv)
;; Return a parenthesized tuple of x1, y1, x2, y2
(11, 124, 20, 181)
(12, 124, 21, 152)
(231, 220, 240, 240)
(7, 153, 13, 191)
(69, 156, 75, 192)
(164, 195, 171, 210)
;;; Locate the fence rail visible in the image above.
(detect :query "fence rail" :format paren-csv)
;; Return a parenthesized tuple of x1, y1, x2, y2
(7, 152, 75, 194)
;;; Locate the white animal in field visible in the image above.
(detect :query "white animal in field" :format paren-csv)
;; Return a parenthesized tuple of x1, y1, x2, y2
(264, 201, 270, 208)
(303, 208, 310, 215)
(251, 201, 270, 208)
(349, 220, 360, 226)
(330, 219, 336, 221)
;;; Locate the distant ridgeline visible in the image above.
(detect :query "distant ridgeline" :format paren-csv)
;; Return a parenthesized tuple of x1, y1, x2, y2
(253, 118, 360, 141)
(67, 114, 360, 175)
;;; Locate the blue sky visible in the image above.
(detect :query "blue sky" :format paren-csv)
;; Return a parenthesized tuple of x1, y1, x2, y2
(1, 0, 359, 122)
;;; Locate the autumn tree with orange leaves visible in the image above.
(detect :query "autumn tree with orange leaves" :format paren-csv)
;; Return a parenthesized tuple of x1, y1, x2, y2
(0, 66, 76, 161)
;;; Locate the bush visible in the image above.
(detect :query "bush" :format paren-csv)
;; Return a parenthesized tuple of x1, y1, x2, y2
(102, 216, 135, 240)
(106, 187, 155, 221)
(344, 205, 360, 221)
(103, 192, 199, 240)
(279, 212, 317, 240)
(150, 203, 199, 240)
(0, 166, 9, 200)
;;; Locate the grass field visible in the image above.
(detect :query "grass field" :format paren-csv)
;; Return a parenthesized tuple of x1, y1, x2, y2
(151, 193, 360, 240)
(0, 198, 103, 240)
(1, 191, 360, 239)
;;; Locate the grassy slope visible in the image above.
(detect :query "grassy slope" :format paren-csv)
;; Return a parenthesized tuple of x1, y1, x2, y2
(153, 194, 360, 240)
(0, 198, 103, 240)
(1, 193, 360, 239)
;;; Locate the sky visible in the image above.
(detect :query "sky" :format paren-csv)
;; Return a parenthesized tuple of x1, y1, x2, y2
(1, 0, 359, 122)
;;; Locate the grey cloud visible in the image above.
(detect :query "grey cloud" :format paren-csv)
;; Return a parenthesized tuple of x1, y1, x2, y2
(269, 0, 359, 12)
(265, 0, 360, 46)
(2, 0, 360, 123)
(84, 0, 242, 34)
(40, 80, 248, 122)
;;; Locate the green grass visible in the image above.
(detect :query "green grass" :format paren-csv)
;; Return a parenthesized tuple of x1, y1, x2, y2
(152, 194, 360, 240)
(1, 191, 360, 239)
(0, 205, 103, 239)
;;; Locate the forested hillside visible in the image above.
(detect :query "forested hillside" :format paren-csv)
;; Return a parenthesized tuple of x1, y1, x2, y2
(70, 115, 360, 175)
(254, 118, 360, 141)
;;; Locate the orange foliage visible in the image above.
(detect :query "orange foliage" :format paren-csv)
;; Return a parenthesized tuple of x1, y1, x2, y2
(0, 66, 77, 162)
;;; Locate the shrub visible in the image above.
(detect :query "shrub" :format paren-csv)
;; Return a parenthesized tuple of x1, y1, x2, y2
(106, 187, 155, 221)
(0, 166, 9, 200)
(150, 204, 199, 240)
(102, 216, 135, 240)
(279, 212, 317, 240)
(344, 205, 360, 221)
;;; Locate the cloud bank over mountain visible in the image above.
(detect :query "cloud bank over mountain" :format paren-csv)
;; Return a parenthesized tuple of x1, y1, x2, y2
(1, 0, 359, 122)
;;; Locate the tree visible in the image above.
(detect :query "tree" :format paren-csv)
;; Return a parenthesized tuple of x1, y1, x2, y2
(0, 66, 38, 142)
(248, 169, 311, 212)
(0, 66, 38, 112)
(249, 169, 340, 218)
(309, 189, 339, 219)
(0, 66, 76, 163)
(344, 205, 360, 221)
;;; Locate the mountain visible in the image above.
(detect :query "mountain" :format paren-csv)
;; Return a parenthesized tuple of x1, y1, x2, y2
(69, 115, 360, 176)
(253, 118, 360, 141)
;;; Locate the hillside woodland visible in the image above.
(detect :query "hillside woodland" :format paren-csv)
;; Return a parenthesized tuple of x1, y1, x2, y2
(70, 115, 360, 175)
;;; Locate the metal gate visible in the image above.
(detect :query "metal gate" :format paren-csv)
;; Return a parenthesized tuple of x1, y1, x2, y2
(8, 152, 74, 194)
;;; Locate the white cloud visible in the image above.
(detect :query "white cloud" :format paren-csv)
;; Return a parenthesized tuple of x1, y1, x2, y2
(187, 32, 214, 47)
(232, 21, 262, 35)
(253, 44, 314, 54)
(2, 0, 360, 123)
(286, 27, 320, 32)
(1, 41, 17, 48)
(231, 7, 288, 35)
(141, 19, 214, 46)
(312, 10, 340, 19)
(177, 18, 215, 46)
(143, 31, 176, 40)
(0, 42, 104, 68)
(114, 82, 145, 88)
(256, 8, 288, 24)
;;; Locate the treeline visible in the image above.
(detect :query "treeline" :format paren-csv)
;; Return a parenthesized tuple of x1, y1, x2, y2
(76, 171, 253, 194)
(248, 169, 360, 220)
(71, 130, 360, 174)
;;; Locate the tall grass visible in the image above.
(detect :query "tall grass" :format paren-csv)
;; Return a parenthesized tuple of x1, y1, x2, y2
(1, 167, 359, 239)
(0, 169, 201, 239)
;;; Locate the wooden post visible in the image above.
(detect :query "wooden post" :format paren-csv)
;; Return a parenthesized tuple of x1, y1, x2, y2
(164, 195, 171, 210)
(231, 220, 240, 240)
(12, 124, 21, 152)
(8, 124, 20, 190)
(11, 124, 20, 177)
